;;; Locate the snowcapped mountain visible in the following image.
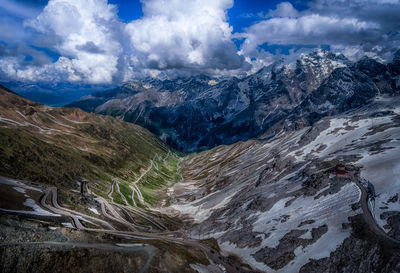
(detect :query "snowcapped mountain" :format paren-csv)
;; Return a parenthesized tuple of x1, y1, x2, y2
(164, 94, 400, 272)
(68, 50, 400, 151)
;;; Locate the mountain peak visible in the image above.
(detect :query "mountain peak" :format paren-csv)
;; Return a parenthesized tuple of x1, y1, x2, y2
(256, 59, 285, 75)
(299, 49, 333, 61)
(68, 51, 397, 151)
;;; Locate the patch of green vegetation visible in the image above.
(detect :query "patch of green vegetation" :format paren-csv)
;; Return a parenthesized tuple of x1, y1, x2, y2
(118, 182, 133, 206)
(136, 155, 181, 206)
(0, 127, 108, 189)
(0, 117, 176, 202)
(0, 90, 185, 209)
(111, 191, 124, 204)
(140, 189, 158, 207)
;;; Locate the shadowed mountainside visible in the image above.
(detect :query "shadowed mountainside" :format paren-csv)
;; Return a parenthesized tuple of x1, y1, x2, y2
(68, 50, 400, 152)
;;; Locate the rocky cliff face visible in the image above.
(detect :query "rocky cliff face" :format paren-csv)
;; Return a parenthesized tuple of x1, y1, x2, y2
(68, 50, 400, 151)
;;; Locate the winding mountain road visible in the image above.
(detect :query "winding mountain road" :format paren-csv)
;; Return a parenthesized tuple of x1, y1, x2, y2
(1, 152, 250, 273)
(95, 197, 136, 231)
(105, 176, 166, 231)
(112, 178, 130, 206)
(129, 161, 153, 207)
(40, 187, 114, 230)
(37, 187, 245, 272)
(107, 180, 115, 203)
(128, 152, 171, 208)
(351, 174, 400, 245)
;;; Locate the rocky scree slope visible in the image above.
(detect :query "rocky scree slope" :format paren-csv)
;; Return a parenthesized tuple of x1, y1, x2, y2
(163, 94, 400, 272)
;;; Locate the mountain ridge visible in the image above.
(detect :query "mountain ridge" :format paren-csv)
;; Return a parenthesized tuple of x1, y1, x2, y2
(67, 49, 400, 151)
(0, 85, 179, 205)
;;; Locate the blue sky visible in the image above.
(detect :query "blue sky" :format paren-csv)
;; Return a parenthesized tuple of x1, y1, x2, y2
(0, 0, 399, 85)
(106, 0, 307, 54)
(9, 0, 304, 31)
(4, 0, 309, 55)
(102, 0, 308, 32)
(96, 0, 313, 56)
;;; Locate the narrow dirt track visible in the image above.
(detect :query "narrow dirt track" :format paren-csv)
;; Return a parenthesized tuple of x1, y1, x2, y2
(37, 187, 246, 272)
(40, 187, 115, 230)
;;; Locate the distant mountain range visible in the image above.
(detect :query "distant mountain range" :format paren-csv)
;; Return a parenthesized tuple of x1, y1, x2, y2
(0, 81, 114, 107)
(67, 49, 400, 151)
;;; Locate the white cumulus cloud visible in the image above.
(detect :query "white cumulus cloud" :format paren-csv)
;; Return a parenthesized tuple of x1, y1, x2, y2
(1, 0, 123, 83)
(125, 0, 244, 72)
(266, 2, 298, 18)
(24, 0, 123, 83)
(0, 0, 245, 83)
(0, 0, 399, 84)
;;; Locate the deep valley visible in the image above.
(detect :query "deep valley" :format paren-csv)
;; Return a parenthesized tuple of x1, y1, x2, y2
(1, 50, 400, 273)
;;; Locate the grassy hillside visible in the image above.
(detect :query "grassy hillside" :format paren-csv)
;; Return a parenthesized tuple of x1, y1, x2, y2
(0, 85, 180, 204)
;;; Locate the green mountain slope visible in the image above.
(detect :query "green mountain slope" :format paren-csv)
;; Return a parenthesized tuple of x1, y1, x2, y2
(0, 85, 179, 205)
